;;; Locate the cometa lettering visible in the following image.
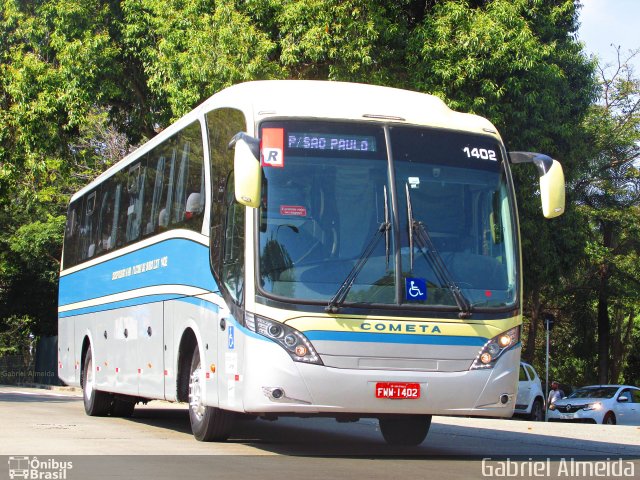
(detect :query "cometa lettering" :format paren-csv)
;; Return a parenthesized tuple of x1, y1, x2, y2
(360, 322, 442, 334)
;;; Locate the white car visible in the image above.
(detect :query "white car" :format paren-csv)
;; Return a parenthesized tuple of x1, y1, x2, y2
(514, 362, 545, 421)
(548, 385, 640, 425)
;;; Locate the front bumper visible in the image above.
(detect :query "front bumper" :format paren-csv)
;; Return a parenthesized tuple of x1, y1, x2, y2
(547, 408, 601, 424)
(238, 334, 520, 417)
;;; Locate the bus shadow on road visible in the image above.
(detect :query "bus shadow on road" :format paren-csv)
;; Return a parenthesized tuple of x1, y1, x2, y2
(126, 406, 640, 458)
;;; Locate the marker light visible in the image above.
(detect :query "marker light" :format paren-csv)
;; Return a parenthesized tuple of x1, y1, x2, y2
(245, 313, 323, 365)
(470, 326, 520, 370)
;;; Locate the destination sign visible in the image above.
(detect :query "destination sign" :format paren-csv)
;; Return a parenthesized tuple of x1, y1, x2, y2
(287, 132, 377, 152)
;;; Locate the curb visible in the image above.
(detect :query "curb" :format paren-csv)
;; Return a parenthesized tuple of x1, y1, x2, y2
(0, 382, 81, 393)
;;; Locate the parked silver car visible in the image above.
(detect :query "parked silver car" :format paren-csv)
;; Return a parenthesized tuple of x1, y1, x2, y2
(547, 385, 640, 425)
(514, 362, 545, 421)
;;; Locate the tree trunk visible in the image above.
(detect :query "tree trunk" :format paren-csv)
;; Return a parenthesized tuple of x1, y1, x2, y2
(597, 284, 609, 384)
(597, 223, 614, 385)
(609, 305, 623, 383)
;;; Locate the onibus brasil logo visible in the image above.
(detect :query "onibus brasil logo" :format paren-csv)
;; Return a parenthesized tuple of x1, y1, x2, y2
(8, 456, 73, 479)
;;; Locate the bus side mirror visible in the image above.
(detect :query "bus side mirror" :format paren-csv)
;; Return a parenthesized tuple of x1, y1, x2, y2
(509, 152, 565, 219)
(229, 133, 261, 208)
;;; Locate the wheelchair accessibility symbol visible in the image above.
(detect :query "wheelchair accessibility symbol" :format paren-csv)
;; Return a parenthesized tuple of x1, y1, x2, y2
(405, 277, 427, 301)
(228, 325, 235, 350)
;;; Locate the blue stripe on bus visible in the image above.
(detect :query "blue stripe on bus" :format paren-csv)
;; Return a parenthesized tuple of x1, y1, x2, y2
(58, 293, 224, 318)
(58, 238, 216, 307)
(304, 330, 487, 346)
(59, 294, 181, 318)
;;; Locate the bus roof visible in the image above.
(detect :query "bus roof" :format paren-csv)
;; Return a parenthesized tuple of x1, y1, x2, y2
(205, 80, 499, 134)
(72, 80, 500, 202)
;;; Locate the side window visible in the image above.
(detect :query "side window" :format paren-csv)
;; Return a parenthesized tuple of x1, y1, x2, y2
(525, 365, 536, 381)
(79, 190, 99, 261)
(222, 172, 245, 304)
(125, 160, 146, 243)
(63, 200, 81, 268)
(171, 121, 205, 230)
(134, 121, 206, 234)
(62, 120, 207, 268)
(519, 365, 528, 381)
(620, 389, 635, 402)
(206, 108, 246, 276)
(159, 142, 177, 231)
(113, 170, 129, 248)
(96, 177, 122, 254)
(142, 147, 164, 237)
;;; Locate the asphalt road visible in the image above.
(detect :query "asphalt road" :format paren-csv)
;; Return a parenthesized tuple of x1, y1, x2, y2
(0, 385, 638, 479)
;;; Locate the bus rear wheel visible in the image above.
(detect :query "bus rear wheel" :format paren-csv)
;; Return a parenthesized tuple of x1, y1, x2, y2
(188, 347, 235, 441)
(379, 415, 432, 446)
(82, 347, 111, 416)
(111, 397, 136, 417)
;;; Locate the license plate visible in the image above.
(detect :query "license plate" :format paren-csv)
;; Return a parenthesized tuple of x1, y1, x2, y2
(375, 382, 420, 399)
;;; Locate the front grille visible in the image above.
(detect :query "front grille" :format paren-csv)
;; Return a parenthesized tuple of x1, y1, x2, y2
(555, 404, 585, 413)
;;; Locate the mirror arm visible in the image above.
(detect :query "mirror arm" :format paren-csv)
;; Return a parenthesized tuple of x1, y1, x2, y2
(228, 132, 260, 160)
(509, 151, 554, 177)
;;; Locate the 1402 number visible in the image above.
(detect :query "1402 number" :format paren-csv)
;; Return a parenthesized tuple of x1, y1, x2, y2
(463, 147, 497, 161)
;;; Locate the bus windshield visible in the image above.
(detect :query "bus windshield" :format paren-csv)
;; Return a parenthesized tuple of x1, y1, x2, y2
(257, 120, 517, 311)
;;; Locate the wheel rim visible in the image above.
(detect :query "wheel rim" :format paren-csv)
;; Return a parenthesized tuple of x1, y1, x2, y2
(189, 361, 206, 420)
(605, 415, 614, 425)
(84, 355, 94, 401)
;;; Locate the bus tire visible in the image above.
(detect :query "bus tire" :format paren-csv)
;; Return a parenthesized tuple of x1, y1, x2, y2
(82, 347, 111, 416)
(379, 415, 432, 446)
(111, 397, 136, 417)
(188, 347, 235, 441)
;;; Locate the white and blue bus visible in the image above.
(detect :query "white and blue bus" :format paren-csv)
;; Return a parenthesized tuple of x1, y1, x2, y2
(58, 81, 565, 445)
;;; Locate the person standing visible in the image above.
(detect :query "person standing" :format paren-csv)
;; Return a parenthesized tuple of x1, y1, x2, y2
(547, 381, 565, 407)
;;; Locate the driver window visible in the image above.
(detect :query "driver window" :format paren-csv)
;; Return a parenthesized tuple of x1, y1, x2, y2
(222, 171, 245, 304)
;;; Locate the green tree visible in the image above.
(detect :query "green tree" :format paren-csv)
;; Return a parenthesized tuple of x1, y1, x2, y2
(574, 48, 640, 383)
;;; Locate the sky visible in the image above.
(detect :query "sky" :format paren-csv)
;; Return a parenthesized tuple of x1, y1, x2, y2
(577, 0, 640, 73)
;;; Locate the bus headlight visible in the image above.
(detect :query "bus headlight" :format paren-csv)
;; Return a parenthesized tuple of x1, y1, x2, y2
(246, 313, 323, 365)
(470, 326, 520, 370)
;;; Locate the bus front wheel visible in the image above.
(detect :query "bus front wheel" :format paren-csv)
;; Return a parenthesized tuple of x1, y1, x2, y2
(379, 415, 432, 446)
(188, 347, 235, 441)
(82, 347, 111, 416)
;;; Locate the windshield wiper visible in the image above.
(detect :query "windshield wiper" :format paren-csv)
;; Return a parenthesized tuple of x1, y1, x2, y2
(405, 183, 472, 318)
(326, 188, 391, 314)
(383, 185, 390, 268)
